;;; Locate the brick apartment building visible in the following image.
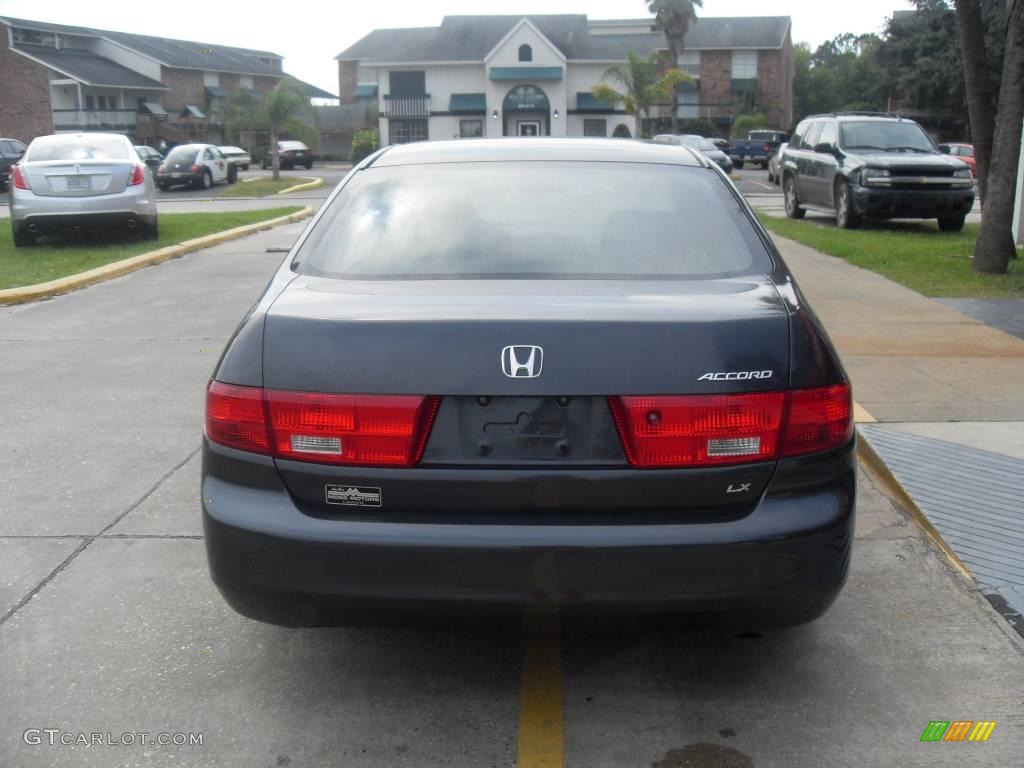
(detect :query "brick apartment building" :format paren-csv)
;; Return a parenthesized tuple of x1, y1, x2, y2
(335, 14, 794, 145)
(0, 15, 333, 147)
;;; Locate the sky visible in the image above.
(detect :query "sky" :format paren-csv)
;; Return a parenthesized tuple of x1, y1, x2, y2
(0, 0, 918, 94)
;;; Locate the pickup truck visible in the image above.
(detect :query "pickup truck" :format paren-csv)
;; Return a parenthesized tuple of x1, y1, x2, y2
(728, 129, 790, 169)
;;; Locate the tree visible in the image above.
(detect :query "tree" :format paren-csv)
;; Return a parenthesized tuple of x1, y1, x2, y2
(954, 0, 997, 198)
(593, 50, 691, 139)
(263, 77, 318, 180)
(793, 34, 886, 123)
(963, 0, 1023, 273)
(647, 0, 703, 132)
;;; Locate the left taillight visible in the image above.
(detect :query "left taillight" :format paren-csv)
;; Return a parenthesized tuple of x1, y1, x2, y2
(609, 383, 852, 468)
(129, 164, 146, 186)
(204, 381, 440, 467)
(11, 165, 29, 190)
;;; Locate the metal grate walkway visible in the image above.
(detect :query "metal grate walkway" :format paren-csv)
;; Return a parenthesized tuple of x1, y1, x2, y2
(859, 424, 1024, 621)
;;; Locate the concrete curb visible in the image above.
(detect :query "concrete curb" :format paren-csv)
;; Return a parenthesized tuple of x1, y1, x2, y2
(0, 206, 313, 306)
(856, 426, 974, 582)
(278, 178, 324, 195)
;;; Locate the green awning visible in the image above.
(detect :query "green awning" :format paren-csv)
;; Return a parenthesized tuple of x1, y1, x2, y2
(180, 105, 205, 119)
(489, 66, 562, 81)
(354, 83, 378, 97)
(138, 101, 167, 116)
(449, 93, 486, 113)
(204, 86, 226, 98)
(576, 92, 615, 112)
(730, 78, 758, 95)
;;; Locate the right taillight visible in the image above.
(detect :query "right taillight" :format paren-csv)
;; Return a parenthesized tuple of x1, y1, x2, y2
(11, 165, 29, 190)
(610, 383, 852, 468)
(779, 383, 852, 457)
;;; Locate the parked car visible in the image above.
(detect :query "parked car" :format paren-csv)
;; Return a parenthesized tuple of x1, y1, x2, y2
(156, 143, 236, 190)
(202, 138, 855, 629)
(134, 145, 163, 172)
(938, 143, 976, 176)
(0, 137, 27, 191)
(260, 140, 314, 170)
(219, 146, 251, 171)
(729, 129, 790, 169)
(781, 113, 975, 231)
(653, 134, 734, 173)
(9, 133, 158, 247)
(709, 137, 730, 153)
(767, 143, 787, 185)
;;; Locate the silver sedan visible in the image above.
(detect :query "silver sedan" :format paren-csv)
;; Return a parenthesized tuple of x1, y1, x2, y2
(9, 133, 158, 247)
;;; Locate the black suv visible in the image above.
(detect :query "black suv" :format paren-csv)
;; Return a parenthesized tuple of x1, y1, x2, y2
(780, 113, 974, 231)
(0, 137, 28, 191)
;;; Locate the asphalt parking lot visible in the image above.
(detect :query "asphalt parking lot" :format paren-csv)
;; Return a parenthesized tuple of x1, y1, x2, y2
(2, 220, 1023, 767)
(154, 164, 352, 202)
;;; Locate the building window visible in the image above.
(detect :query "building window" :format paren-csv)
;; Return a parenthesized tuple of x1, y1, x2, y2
(389, 71, 426, 97)
(518, 44, 533, 62)
(85, 95, 95, 110)
(240, 75, 253, 90)
(677, 90, 700, 119)
(677, 51, 701, 78)
(203, 72, 219, 87)
(459, 119, 483, 138)
(731, 51, 758, 79)
(583, 119, 606, 137)
(13, 28, 55, 47)
(391, 118, 428, 144)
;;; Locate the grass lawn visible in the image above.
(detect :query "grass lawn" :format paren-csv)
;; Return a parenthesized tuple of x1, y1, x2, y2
(221, 177, 316, 198)
(0, 207, 302, 290)
(759, 215, 1024, 299)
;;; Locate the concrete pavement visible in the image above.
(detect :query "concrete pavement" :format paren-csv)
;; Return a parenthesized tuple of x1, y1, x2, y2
(2, 223, 1023, 766)
(774, 233, 1024, 635)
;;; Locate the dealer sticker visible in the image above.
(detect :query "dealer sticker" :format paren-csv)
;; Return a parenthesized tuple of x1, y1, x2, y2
(325, 485, 382, 508)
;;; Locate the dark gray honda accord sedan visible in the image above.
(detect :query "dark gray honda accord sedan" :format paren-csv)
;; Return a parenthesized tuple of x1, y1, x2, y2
(203, 138, 855, 628)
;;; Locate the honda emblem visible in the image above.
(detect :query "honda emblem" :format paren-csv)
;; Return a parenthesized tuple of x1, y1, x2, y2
(501, 346, 543, 378)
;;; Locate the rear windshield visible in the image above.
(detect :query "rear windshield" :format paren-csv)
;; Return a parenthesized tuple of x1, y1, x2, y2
(27, 136, 129, 162)
(280, 141, 307, 150)
(681, 136, 717, 151)
(292, 161, 773, 280)
(165, 147, 199, 164)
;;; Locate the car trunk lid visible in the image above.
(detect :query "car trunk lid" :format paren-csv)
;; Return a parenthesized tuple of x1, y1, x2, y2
(23, 160, 133, 197)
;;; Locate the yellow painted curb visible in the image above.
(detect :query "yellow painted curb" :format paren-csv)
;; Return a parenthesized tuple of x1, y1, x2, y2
(277, 177, 324, 195)
(856, 428, 974, 582)
(853, 402, 876, 424)
(0, 206, 313, 306)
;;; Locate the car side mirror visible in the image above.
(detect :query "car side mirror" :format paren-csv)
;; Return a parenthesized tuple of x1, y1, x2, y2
(814, 143, 835, 155)
(938, 145, 951, 154)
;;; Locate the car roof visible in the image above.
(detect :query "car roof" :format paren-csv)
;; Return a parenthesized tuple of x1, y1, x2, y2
(32, 132, 130, 143)
(805, 113, 919, 124)
(372, 138, 708, 167)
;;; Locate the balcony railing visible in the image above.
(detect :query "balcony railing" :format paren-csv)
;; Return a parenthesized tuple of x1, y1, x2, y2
(53, 109, 138, 130)
(382, 95, 431, 118)
(648, 103, 736, 121)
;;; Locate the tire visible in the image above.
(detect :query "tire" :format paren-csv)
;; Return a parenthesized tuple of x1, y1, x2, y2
(835, 181, 861, 229)
(734, 160, 744, 170)
(12, 224, 35, 247)
(201, 169, 212, 190)
(227, 165, 238, 184)
(141, 217, 159, 241)
(242, 164, 249, 171)
(784, 175, 805, 219)
(761, 161, 769, 169)
(305, 161, 313, 170)
(938, 215, 966, 232)
(767, 168, 774, 183)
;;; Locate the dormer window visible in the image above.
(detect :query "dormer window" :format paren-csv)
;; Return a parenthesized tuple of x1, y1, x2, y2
(518, 44, 532, 62)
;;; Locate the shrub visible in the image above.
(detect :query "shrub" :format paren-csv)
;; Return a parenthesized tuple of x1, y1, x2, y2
(350, 129, 379, 163)
(731, 113, 766, 140)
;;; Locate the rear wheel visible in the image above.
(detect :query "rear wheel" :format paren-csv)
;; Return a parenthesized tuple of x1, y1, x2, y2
(305, 161, 313, 170)
(835, 181, 861, 230)
(201, 169, 213, 189)
(141, 217, 159, 241)
(242, 164, 249, 171)
(784, 176, 805, 219)
(734, 160, 744, 170)
(12, 224, 35, 247)
(761, 161, 769, 169)
(767, 168, 775, 183)
(227, 165, 238, 184)
(938, 215, 966, 232)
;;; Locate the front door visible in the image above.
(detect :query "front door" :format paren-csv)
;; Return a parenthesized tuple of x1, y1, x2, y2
(517, 120, 541, 137)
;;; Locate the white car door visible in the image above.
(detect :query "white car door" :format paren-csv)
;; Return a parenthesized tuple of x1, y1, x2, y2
(204, 147, 228, 183)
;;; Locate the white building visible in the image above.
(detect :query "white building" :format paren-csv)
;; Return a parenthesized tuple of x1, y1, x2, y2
(335, 14, 794, 145)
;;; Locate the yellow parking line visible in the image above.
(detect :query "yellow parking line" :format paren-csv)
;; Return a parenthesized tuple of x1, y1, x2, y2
(517, 608, 564, 768)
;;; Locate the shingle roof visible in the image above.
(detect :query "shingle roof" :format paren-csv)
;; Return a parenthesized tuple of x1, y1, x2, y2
(336, 14, 791, 63)
(0, 15, 283, 75)
(13, 44, 168, 89)
(315, 103, 372, 131)
(292, 77, 337, 100)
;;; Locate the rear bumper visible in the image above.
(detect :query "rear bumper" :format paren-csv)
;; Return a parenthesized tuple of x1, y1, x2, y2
(852, 184, 975, 219)
(10, 184, 155, 228)
(15, 211, 154, 233)
(156, 172, 202, 186)
(203, 441, 856, 627)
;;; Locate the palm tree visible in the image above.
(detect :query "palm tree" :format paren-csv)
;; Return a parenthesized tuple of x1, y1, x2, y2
(648, 0, 703, 132)
(262, 78, 318, 180)
(593, 50, 692, 139)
